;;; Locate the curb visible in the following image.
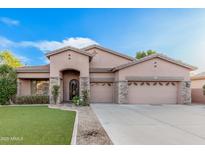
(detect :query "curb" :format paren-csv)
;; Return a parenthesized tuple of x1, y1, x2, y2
(71, 110, 78, 145)
(48, 105, 78, 145)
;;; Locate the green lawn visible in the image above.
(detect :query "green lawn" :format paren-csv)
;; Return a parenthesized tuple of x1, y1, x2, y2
(0, 106, 76, 145)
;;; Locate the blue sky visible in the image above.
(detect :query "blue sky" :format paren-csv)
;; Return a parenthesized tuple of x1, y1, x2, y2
(0, 9, 204, 72)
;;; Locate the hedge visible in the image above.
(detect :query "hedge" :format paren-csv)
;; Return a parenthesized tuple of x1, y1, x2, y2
(14, 95, 49, 104)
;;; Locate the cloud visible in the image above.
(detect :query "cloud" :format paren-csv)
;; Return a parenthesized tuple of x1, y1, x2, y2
(19, 37, 99, 52)
(0, 36, 14, 47)
(0, 17, 20, 26)
(14, 54, 31, 64)
(0, 36, 98, 53)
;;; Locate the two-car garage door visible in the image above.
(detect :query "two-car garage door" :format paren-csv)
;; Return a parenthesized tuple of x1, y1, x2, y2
(90, 81, 178, 104)
(128, 81, 178, 104)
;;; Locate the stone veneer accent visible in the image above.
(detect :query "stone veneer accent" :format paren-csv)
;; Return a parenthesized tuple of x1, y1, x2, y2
(79, 77, 90, 98)
(178, 81, 191, 104)
(49, 77, 61, 104)
(115, 81, 128, 104)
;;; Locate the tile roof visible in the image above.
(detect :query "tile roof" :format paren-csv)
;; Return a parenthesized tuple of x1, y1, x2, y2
(191, 72, 205, 80)
(16, 64, 50, 73)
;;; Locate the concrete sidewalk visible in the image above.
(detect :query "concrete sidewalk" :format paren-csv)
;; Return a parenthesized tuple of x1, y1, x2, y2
(91, 104, 205, 145)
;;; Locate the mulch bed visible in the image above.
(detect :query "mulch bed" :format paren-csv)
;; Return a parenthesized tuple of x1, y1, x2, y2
(75, 106, 112, 145)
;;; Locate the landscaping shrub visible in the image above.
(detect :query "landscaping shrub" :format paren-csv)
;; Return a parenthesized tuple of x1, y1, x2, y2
(72, 96, 83, 106)
(72, 90, 90, 106)
(0, 64, 17, 105)
(203, 84, 205, 95)
(14, 95, 49, 104)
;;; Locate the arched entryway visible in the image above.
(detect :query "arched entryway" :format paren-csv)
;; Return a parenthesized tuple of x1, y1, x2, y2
(62, 69, 80, 102)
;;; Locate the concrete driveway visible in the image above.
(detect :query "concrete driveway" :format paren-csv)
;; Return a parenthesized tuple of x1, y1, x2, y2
(91, 104, 205, 145)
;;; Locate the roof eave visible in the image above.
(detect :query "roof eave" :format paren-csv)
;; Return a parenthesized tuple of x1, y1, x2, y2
(46, 46, 93, 59)
(16, 70, 50, 73)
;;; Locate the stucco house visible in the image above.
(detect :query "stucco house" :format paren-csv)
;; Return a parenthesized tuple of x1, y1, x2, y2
(16, 45, 196, 104)
(191, 72, 205, 103)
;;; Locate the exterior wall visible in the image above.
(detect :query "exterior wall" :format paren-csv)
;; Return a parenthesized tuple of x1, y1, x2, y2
(17, 72, 49, 79)
(18, 79, 31, 96)
(115, 58, 192, 104)
(191, 79, 205, 103)
(49, 50, 89, 77)
(86, 48, 132, 68)
(90, 73, 114, 78)
(63, 70, 80, 101)
(117, 58, 190, 81)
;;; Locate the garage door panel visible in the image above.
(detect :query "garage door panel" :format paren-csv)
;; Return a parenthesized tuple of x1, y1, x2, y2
(128, 82, 178, 104)
(90, 83, 114, 103)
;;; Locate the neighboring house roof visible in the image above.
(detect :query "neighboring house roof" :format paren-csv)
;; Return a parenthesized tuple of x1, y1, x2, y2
(16, 64, 50, 73)
(191, 72, 205, 80)
(81, 44, 136, 61)
(112, 53, 197, 71)
(46, 46, 93, 59)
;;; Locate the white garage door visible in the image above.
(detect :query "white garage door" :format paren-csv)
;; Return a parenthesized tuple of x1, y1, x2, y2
(90, 82, 114, 103)
(128, 82, 178, 104)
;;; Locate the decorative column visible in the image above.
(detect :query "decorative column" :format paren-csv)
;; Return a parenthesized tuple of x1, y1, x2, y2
(115, 80, 128, 104)
(178, 81, 191, 104)
(79, 77, 90, 98)
(49, 77, 61, 104)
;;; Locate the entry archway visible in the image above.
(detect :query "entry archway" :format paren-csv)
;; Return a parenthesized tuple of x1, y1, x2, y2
(62, 69, 80, 101)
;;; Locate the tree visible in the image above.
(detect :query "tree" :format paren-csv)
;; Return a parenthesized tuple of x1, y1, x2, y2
(0, 64, 17, 105)
(136, 50, 157, 59)
(0, 51, 23, 68)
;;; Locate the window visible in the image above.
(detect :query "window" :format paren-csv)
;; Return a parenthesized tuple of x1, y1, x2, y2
(31, 80, 49, 95)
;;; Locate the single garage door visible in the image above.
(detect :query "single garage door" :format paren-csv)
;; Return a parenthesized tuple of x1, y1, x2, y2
(90, 82, 114, 103)
(128, 81, 178, 104)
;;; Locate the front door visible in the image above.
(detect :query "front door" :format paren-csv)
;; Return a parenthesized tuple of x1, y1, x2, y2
(69, 79, 79, 100)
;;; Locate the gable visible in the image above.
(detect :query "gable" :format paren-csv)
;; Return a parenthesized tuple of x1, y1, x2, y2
(113, 53, 197, 71)
(85, 47, 134, 68)
(46, 46, 92, 59)
(49, 49, 90, 77)
(117, 57, 191, 81)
